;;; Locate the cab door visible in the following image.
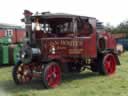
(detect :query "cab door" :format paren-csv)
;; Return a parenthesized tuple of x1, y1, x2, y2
(77, 18, 97, 58)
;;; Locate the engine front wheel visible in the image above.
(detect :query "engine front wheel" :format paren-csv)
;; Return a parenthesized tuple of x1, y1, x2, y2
(12, 62, 33, 84)
(99, 53, 116, 75)
(42, 62, 61, 88)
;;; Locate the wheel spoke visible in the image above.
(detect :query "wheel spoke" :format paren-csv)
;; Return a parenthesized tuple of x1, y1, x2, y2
(46, 73, 52, 80)
(105, 60, 110, 71)
(48, 76, 54, 86)
(53, 65, 56, 73)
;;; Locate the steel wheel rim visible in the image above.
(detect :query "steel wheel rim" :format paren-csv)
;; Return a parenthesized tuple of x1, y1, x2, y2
(16, 64, 32, 83)
(104, 54, 116, 75)
(46, 64, 61, 88)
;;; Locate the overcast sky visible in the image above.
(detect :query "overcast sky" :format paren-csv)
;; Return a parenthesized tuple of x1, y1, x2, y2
(0, 0, 128, 26)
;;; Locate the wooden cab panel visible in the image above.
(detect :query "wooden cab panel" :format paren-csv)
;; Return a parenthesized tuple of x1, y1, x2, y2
(37, 18, 97, 59)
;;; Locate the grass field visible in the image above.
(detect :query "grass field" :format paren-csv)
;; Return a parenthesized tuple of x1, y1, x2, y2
(0, 52, 128, 96)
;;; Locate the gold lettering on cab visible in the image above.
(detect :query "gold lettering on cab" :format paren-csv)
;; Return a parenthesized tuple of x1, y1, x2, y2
(48, 39, 83, 47)
(69, 49, 83, 54)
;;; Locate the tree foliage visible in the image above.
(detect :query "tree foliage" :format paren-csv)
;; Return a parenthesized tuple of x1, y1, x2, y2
(104, 20, 128, 35)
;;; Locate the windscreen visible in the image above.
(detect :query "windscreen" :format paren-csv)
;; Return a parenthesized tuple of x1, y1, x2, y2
(32, 18, 73, 37)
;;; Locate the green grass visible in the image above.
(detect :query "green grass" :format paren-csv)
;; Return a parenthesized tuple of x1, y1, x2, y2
(0, 52, 128, 96)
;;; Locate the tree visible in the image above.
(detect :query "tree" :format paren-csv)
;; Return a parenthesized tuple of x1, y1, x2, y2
(104, 20, 128, 35)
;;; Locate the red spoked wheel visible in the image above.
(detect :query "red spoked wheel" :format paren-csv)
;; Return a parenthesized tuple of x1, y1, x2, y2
(99, 53, 116, 75)
(13, 62, 33, 84)
(42, 62, 61, 88)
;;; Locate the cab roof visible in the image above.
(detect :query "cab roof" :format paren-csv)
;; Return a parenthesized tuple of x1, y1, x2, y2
(31, 12, 96, 20)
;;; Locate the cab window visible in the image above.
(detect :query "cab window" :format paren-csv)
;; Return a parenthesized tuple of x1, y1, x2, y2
(33, 18, 73, 38)
(77, 19, 93, 37)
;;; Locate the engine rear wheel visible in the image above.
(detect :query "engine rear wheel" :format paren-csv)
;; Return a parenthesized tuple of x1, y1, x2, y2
(42, 62, 61, 88)
(99, 53, 116, 75)
(12, 62, 33, 84)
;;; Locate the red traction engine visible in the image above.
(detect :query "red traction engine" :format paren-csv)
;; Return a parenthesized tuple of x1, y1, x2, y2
(12, 10, 120, 88)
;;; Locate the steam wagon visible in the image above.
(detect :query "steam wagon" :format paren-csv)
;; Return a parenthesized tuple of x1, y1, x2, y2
(12, 10, 120, 88)
(0, 24, 25, 65)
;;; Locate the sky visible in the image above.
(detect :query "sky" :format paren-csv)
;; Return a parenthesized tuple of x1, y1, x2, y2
(0, 0, 128, 27)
